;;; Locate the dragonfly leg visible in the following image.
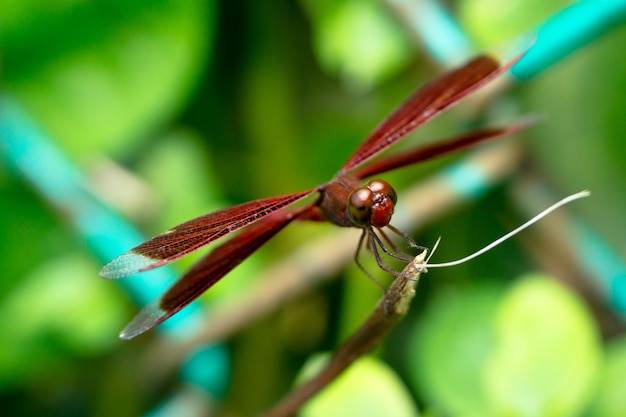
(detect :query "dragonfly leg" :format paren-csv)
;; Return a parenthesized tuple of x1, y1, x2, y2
(353, 229, 388, 294)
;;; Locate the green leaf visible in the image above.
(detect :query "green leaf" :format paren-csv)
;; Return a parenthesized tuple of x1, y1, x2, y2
(589, 337, 626, 417)
(300, 0, 413, 89)
(458, 0, 568, 45)
(485, 274, 601, 417)
(1, 0, 216, 157)
(299, 354, 419, 417)
(0, 253, 126, 388)
(406, 284, 504, 417)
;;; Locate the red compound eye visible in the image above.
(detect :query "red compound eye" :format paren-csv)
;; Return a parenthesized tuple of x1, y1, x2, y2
(367, 179, 397, 204)
(365, 179, 397, 227)
(348, 187, 373, 226)
(369, 196, 394, 228)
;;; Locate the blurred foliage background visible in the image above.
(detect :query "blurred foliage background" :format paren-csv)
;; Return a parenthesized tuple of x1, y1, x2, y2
(1, 0, 626, 416)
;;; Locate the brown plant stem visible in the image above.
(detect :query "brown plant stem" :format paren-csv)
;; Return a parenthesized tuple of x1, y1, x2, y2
(259, 250, 428, 417)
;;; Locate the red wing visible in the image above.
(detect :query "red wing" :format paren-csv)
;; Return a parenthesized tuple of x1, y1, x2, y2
(352, 119, 535, 179)
(340, 52, 523, 173)
(118, 206, 312, 339)
(100, 190, 315, 279)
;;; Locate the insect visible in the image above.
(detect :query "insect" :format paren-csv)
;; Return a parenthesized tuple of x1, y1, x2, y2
(101, 49, 529, 339)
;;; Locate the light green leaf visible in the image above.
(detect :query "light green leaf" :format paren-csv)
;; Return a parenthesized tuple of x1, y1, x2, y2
(485, 274, 601, 417)
(299, 354, 419, 417)
(300, 0, 413, 89)
(0, 253, 126, 388)
(458, 0, 568, 45)
(407, 284, 504, 417)
(2, 0, 216, 157)
(589, 337, 626, 417)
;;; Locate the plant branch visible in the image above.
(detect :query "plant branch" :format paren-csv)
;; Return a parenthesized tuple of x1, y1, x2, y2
(259, 250, 428, 417)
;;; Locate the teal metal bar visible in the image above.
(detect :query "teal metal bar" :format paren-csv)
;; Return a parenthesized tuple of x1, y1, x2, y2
(512, 0, 626, 80)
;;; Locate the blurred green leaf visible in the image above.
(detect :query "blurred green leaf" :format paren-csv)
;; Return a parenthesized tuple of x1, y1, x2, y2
(590, 337, 626, 417)
(0, 181, 65, 294)
(137, 128, 223, 233)
(299, 354, 419, 417)
(1, 0, 215, 157)
(407, 284, 504, 417)
(485, 274, 601, 417)
(300, 0, 414, 89)
(459, 0, 568, 45)
(0, 253, 125, 388)
(407, 275, 603, 417)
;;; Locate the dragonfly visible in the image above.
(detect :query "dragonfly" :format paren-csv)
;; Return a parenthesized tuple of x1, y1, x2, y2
(101, 49, 530, 339)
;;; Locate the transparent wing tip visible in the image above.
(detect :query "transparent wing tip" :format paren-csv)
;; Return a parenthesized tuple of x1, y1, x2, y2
(99, 251, 158, 279)
(119, 299, 167, 340)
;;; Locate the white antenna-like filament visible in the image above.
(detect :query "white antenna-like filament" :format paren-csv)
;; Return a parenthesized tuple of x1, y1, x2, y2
(420, 190, 590, 270)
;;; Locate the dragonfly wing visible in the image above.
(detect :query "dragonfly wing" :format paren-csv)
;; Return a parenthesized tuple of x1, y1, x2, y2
(341, 52, 524, 172)
(352, 119, 536, 179)
(100, 190, 314, 279)
(119, 206, 311, 339)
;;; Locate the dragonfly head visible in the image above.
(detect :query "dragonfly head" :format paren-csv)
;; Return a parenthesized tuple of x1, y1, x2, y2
(348, 179, 397, 228)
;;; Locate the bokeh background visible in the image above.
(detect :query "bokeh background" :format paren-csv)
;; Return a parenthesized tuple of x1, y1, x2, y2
(1, 0, 626, 416)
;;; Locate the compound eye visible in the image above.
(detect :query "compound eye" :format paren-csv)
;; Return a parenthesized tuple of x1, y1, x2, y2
(367, 179, 397, 204)
(365, 179, 397, 228)
(348, 187, 373, 226)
